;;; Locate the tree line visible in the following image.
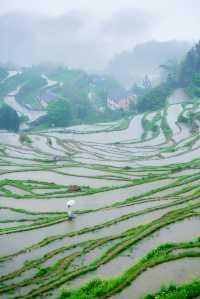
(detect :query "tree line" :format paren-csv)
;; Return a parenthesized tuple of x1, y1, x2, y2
(136, 41, 200, 113)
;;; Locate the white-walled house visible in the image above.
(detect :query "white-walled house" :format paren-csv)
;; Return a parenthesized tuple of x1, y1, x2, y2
(107, 90, 135, 110)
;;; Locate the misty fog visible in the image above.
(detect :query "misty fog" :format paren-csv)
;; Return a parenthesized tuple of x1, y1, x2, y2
(0, 0, 199, 71)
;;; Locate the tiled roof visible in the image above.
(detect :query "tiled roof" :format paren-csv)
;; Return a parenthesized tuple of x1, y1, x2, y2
(108, 89, 132, 102)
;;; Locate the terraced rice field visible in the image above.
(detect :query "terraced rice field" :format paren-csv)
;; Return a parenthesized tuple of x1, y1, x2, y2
(1, 96, 200, 298)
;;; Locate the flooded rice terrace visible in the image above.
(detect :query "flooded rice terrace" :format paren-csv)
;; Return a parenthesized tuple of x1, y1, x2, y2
(1, 99, 200, 299)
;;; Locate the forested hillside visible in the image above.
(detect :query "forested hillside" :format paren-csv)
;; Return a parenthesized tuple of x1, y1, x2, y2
(1, 41, 199, 130)
(0, 65, 128, 130)
(107, 40, 191, 87)
(136, 41, 200, 113)
(0, 104, 20, 131)
(180, 41, 200, 97)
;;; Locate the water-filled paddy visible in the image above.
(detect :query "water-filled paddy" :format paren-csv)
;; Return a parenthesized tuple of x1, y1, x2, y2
(1, 101, 200, 299)
(112, 258, 200, 299)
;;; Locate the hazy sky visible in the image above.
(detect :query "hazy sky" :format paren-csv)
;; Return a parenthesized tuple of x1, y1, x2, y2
(0, 0, 199, 69)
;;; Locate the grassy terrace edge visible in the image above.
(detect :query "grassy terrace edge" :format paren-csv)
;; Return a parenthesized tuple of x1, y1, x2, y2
(3, 210, 200, 298)
(56, 239, 200, 299)
(141, 280, 200, 299)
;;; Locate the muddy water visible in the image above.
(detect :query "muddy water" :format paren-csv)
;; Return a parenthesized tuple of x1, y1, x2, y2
(112, 258, 200, 299)
(0, 199, 172, 257)
(1, 215, 199, 298)
(0, 132, 23, 147)
(0, 206, 174, 275)
(2, 157, 43, 165)
(120, 216, 200, 262)
(0, 165, 35, 172)
(138, 144, 200, 166)
(30, 135, 66, 156)
(0, 179, 173, 212)
(1, 103, 200, 299)
(168, 88, 190, 105)
(68, 217, 200, 289)
(0, 221, 34, 229)
(0, 208, 176, 297)
(46, 120, 118, 133)
(0, 209, 36, 221)
(4, 94, 45, 122)
(5, 148, 42, 160)
(57, 167, 124, 177)
(176, 123, 191, 143)
(4, 186, 30, 196)
(32, 188, 67, 194)
(167, 104, 182, 136)
(0, 170, 127, 188)
(48, 115, 144, 143)
(4, 268, 37, 286)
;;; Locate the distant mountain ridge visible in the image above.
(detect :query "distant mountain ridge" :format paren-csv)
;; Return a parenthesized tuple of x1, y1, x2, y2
(107, 40, 192, 87)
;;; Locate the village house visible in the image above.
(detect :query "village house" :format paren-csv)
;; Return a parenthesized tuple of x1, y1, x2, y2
(37, 89, 57, 108)
(107, 89, 135, 110)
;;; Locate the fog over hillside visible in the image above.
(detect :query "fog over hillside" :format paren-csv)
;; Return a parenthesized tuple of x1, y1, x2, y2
(0, 0, 199, 71)
(107, 40, 191, 87)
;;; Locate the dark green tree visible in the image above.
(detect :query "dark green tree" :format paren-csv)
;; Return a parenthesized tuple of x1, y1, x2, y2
(47, 99, 71, 127)
(0, 105, 20, 131)
(137, 82, 172, 113)
(179, 42, 200, 85)
(179, 41, 200, 96)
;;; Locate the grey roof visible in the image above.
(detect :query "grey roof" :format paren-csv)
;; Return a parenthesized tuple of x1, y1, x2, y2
(108, 89, 132, 102)
(38, 89, 57, 103)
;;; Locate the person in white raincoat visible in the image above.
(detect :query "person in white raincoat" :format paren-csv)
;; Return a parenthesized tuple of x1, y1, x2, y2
(66, 200, 76, 220)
